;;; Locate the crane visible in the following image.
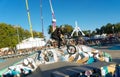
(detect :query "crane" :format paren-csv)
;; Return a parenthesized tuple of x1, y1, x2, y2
(25, 0, 33, 38)
(49, 0, 56, 32)
(40, 0, 44, 35)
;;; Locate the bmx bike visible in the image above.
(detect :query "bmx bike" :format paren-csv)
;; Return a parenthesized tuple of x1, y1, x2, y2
(62, 34, 77, 55)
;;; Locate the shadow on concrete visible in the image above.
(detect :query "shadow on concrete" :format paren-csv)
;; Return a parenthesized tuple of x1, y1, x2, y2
(112, 58, 120, 64)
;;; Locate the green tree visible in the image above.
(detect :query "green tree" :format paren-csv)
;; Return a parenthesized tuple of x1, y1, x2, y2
(0, 23, 18, 48)
(0, 23, 43, 48)
(100, 26, 105, 34)
(95, 28, 100, 34)
(60, 24, 73, 35)
(48, 25, 59, 34)
(115, 23, 120, 33)
(105, 23, 113, 34)
(21, 30, 31, 40)
(83, 30, 91, 37)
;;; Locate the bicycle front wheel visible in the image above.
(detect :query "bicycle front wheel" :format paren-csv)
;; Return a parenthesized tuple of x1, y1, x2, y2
(44, 55, 49, 62)
(67, 45, 76, 55)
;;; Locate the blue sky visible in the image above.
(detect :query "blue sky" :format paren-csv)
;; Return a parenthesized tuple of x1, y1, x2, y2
(0, 0, 120, 39)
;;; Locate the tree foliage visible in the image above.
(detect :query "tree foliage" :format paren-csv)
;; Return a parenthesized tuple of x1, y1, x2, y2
(83, 30, 91, 37)
(0, 23, 43, 48)
(60, 24, 73, 35)
(48, 24, 73, 36)
(2, 21, 120, 49)
(94, 23, 120, 35)
(48, 22, 120, 38)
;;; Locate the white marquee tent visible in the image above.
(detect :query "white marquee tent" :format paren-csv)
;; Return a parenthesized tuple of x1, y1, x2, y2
(16, 37, 46, 50)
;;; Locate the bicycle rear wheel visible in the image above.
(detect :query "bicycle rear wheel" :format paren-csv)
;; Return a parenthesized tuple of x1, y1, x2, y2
(67, 45, 76, 54)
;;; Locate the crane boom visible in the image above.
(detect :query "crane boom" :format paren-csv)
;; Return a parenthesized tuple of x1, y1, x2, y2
(25, 0, 33, 38)
(40, 0, 44, 35)
(49, 0, 56, 32)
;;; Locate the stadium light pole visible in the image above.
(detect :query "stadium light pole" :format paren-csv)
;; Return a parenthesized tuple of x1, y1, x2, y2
(14, 26, 20, 44)
(40, 0, 44, 36)
(14, 26, 20, 50)
(16, 26, 20, 44)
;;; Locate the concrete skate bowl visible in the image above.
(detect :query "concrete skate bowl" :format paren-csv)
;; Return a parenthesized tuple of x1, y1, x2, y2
(109, 45, 120, 50)
(28, 61, 115, 77)
(28, 61, 80, 77)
